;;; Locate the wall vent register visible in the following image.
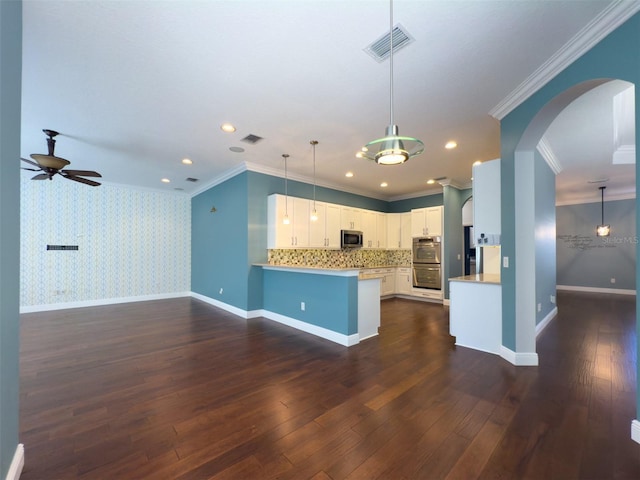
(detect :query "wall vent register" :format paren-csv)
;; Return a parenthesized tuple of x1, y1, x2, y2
(46, 245, 79, 251)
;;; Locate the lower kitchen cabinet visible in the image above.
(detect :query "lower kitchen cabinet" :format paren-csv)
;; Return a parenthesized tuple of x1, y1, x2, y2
(395, 267, 412, 295)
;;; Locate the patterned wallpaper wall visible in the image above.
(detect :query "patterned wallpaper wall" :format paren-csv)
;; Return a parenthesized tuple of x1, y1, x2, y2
(20, 176, 191, 307)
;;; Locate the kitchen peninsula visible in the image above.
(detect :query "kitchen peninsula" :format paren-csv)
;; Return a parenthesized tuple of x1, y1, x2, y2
(258, 264, 381, 346)
(449, 273, 501, 355)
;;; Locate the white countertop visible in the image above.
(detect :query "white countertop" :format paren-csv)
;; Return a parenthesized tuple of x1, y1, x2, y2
(256, 264, 360, 277)
(449, 273, 501, 285)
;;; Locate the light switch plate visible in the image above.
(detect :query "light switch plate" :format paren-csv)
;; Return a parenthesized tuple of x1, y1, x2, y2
(503, 256, 509, 268)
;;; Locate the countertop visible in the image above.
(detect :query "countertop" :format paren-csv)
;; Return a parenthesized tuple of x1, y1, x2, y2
(255, 263, 403, 278)
(449, 273, 501, 285)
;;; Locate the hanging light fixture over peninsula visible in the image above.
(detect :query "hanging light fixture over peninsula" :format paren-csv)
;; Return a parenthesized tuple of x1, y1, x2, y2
(282, 154, 290, 225)
(310, 140, 318, 222)
(359, 0, 424, 165)
(596, 186, 610, 237)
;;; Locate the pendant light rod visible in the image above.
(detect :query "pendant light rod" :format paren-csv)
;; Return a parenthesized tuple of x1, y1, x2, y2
(282, 153, 290, 225)
(600, 185, 605, 224)
(389, 0, 394, 126)
(310, 141, 318, 220)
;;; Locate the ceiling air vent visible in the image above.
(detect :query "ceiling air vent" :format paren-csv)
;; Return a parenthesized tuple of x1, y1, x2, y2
(186, 177, 199, 182)
(364, 24, 414, 62)
(241, 134, 264, 145)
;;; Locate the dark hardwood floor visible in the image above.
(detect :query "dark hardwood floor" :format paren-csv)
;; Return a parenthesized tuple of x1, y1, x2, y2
(19, 291, 640, 479)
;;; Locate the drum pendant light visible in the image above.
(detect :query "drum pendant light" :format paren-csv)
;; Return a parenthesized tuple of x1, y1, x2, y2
(360, 0, 424, 165)
(596, 186, 610, 236)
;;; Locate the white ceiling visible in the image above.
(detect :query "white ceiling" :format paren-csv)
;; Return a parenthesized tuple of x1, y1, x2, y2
(20, 1, 639, 202)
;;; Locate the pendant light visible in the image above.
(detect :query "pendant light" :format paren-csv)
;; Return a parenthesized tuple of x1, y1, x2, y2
(360, 0, 424, 165)
(310, 140, 318, 221)
(596, 186, 610, 236)
(282, 154, 290, 225)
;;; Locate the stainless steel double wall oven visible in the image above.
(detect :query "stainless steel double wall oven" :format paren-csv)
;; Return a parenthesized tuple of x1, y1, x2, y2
(412, 237, 441, 289)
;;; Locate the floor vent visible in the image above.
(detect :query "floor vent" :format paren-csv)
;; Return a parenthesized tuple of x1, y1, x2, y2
(364, 24, 414, 62)
(241, 134, 264, 145)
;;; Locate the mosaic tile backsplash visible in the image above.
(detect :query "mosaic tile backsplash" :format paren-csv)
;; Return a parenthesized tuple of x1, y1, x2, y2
(268, 249, 412, 268)
(21, 176, 191, 307)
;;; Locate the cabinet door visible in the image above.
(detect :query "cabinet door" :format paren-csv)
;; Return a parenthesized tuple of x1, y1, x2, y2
(308, 202, 327, 248)
(382, 270, 395, 295)
(376, 213, 387, 249)
(411, 208, 427, 237)
(341, 206, 362, 230)
(400, 212, 412, 248)
(387, 214, 401, 249)
(361, 210, 376, 248)
(291, 197, 309, 247)
(396, 268, 412, 295)
(473, 159, 501, 239)
(426, 206, 442, 237)
(325, 203, 341, 248)
(268, 194, 293, 248)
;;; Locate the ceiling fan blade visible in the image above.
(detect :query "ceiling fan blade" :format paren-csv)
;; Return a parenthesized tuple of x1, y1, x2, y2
(63, 175, 101, 187)
(21, 157, 40, 168)
(21, 167, 41, 172)
(62, 169, 102, 178)
(31, 173, 50, 180)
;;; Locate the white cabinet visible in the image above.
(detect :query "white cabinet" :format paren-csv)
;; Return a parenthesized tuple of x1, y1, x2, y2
(309, 201, 341, 248)
(395, 267, 412, 295)
(361, 210, 377, 248)
(411, 206, 443, 237)
(376, 213, 387, 249)
(400, 212, 412, 248)
(341, 206, 362, 231)
(473, 159, 501, 245)
(387, 212, 412, 249)
(268, 194, 310, 248)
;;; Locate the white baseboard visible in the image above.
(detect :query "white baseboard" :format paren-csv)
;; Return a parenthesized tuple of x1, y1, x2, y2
(500, 346, 539, 366)
(536, 307, 558, 338)
(442, 298, 450, 306)
(20, 292, 191, 313)
(557, 285, 636, 296)
(631, 420, 640, 444)
(190, 292, 358, 347)
(6, 444, 24, 480)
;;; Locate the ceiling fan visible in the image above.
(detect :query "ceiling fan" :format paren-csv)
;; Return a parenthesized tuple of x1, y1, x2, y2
(21, 129, 102, 186)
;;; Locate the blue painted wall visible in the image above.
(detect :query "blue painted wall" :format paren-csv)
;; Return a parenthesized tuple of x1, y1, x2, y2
(557, 198, 635, 291)
(443, 187, 472, 298)
(0, 1, 22, 477)
(534, 155, 556, 324)
(389, 193, 444, 213)
(263, 270, 357, 335)
(499, 12, 639, 412)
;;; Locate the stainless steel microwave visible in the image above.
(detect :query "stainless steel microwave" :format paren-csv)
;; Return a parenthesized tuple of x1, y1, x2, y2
(341, 230, 363, 249)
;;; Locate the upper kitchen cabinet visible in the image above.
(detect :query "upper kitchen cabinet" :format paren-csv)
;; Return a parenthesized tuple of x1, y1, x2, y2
(309, 201, 341, 248)
(376, 212, 387, 249)
(341, 206, 362, 231)
(267, 194, 310, 248)
(387, 212, 412, 249)
(472, 159, 501, 245)
(411, 206, 443, 237)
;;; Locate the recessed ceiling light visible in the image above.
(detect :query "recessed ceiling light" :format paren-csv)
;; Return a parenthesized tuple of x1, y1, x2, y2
(229, 146, 245, 153)
(221, 123, 236, 133)
(472, 160, 482, 166)
(345, 172, 354, 178)
(427, 179, 435, 184)
(445, 141, 457, 149)
(380, 182, 388, 188)
(181, 158, 192, 165)
(161, 178, 170, 183)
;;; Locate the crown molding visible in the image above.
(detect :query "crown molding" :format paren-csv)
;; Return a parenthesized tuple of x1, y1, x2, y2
(489, 1, 640, 120)
(388, 187, 444, 202)
(537, 136, 563, 174)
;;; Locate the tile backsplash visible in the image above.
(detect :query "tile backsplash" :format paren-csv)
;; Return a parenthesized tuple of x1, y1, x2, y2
(268, 249, 412, 268)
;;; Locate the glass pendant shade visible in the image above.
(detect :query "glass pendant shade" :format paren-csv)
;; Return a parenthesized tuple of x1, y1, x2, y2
(363, 125, 424, 165)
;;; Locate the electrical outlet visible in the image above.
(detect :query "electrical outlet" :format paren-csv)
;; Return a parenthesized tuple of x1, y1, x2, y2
(610, 278, 616, 284)
(301, 302, 305, 311)
(550, 295, 556, 304)
(219, 288, 223, 294)
(457, 253, 461, 260)
(537, 303, 541, 312)
(503, 256, 509, 268)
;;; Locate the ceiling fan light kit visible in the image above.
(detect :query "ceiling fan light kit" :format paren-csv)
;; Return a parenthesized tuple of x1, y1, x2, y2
(361, 0, 424, 165)
(21, 129, 102, 186)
